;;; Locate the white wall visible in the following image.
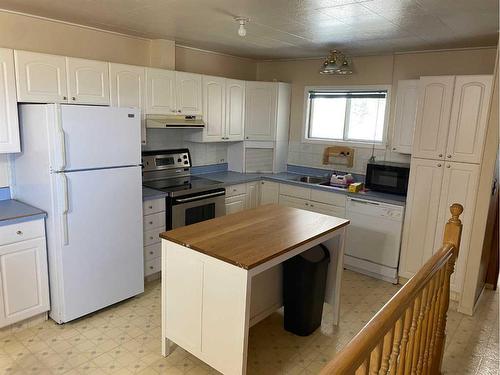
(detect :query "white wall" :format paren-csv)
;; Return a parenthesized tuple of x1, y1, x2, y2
(0, 156, 9, 188)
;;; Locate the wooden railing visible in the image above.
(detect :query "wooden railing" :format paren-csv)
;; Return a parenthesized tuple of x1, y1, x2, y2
(320, 203, 464, 375)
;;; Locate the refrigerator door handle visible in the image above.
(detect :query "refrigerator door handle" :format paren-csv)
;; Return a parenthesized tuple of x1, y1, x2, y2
(60, 172, 69, 245)
(56, 109, 67, 170)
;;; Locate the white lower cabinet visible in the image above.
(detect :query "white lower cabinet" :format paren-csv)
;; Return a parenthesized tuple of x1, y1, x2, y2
(259, 181, 279, 205)
(399, 158, 480, 297)
(278, 183, 347, 218)
(143, 198, 166, 277)
(225, 182, 260, 214)
(0, 219, 49, 328)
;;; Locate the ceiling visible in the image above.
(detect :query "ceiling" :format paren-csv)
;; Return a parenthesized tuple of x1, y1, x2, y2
(0, 0, 498, 59)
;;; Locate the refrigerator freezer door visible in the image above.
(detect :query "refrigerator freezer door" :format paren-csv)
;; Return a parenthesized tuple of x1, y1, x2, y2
(51, 166, 144, 322)
(53, 105, 141, 171)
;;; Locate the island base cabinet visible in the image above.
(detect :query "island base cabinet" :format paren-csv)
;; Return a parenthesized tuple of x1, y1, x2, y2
(162, 240, 249, 375)
(0, 237, 50, 328)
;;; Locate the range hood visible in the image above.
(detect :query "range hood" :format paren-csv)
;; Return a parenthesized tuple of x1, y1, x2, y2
(146, 114, 205, 128)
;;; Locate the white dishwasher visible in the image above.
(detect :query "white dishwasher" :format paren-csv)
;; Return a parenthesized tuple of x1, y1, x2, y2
(344, 197, 405, 284)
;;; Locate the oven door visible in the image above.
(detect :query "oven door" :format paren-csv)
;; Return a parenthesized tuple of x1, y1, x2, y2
(171, 189, 226, 229)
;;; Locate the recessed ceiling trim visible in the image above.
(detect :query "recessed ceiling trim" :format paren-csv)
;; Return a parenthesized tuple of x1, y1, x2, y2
(0, 8, 151, 41)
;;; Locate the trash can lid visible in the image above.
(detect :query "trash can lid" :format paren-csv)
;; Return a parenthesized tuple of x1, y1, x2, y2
(300, 245, 329, 263)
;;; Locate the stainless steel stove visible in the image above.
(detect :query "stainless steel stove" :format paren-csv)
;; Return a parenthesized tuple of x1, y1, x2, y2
(142, 149, 226, 229)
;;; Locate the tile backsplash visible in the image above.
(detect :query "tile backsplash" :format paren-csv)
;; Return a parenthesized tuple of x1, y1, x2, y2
(287, 141, 411, 175)
(143, 128, 228, 166)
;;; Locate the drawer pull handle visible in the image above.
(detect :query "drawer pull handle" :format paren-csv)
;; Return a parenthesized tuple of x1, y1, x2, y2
(149, 251, 154, 255)
(149, 221, 153, 225)
(148, 206, 153, 209)
(16, 230, 23, 235)
(149, 266, 154, 269)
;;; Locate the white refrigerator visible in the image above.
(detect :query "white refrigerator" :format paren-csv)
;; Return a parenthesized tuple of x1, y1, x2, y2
(12, 104, 144, 323)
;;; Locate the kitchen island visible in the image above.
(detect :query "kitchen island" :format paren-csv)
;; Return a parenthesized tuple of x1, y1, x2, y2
(160, 204, 349, 375)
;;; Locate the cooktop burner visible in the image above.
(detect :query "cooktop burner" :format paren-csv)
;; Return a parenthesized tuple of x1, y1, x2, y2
(142, 175, 224, 197)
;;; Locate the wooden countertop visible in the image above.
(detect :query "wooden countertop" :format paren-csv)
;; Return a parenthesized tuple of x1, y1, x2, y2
(160, 204, 349, 270)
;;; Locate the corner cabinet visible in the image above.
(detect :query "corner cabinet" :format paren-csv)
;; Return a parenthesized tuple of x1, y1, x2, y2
(391, 80, 418, 154)
(145, 68, 176, 115)
(259, 181, 279, 205)
(0, 219, 50, 328)
(14, 50, 68, 103)
(245, 82, 278, 141)
(0, 48, 20, 153)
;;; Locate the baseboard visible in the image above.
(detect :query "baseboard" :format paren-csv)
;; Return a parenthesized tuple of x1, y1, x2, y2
(249, 303, 282, 327)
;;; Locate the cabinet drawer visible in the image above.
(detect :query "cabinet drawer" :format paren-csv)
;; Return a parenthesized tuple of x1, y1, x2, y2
(226, 184, 247, 197)
(144, 257, 161, 276)
(310, 189, 346, 207)
(144, 227, 163, 246)
(0, 219, 45, 246)
(143, 198, 165, 215)
(143, 212, 165, 231)
(278, 195, 308, 210)
(144, 243, 161, 262)
(279, 184, 311, 199)
(308, 201, 346, 218)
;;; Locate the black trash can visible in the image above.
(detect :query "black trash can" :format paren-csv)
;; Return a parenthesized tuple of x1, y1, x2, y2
(283, 244, 330, 336)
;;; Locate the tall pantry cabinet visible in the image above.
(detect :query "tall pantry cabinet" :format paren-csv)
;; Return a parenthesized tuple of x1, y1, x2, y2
(399, 75, 493, 299)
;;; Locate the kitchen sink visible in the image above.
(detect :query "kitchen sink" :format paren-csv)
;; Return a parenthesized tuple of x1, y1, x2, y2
(295, 176, 328, 184)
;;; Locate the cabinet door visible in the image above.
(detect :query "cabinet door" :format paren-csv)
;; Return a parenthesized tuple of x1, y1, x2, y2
(109, 63, 146, 109)
(399, 158, 444, 279)
(245, 82, 277, 141)
(278, 194, 308, 210)
(14, 50, 68, 103)
(226, 79, 245, 141)
(145, 68, 176, 115)
(259, 181, 279, 205)
(66, 57, 110, 105)
(446, 75, 493, 164)
(225, 194, 247, 215)
(0, 48, 20, 153)
(433, 162, 480, 294)
(412, 76, 455, 160)
(391, 80, 418, 154)
(175, 72, 202, 115)
(0, 238, 50, 328)
(203, 76, 226, 141)
(246, 182, 259, 209)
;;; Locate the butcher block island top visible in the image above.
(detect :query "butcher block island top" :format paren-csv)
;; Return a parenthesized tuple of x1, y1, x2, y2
(160, 204, 350, 269)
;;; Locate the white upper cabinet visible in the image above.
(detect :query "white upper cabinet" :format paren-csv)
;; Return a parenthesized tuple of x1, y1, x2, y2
(391, 79, 418, 154)
(109, 63, 146, 109)
(399, 158, 444, 279)
(145, 68, 176, 114)
(15, 50, 68, 103)
(446, 75, 493, 164)
(203, 75, 226, 141)
(0, 48, 20, 153)
(66, 57, 110, 105)
(226, 79, 245, 141)
(175, 72, 202, 115)
(412, 76, 455, 160)
(245, 82, 277, 141)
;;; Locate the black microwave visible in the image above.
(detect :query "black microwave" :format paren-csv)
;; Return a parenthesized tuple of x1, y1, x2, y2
(365, 161, 410, 196)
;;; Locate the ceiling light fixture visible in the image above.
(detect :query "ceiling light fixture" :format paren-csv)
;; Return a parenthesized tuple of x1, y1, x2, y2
(319, 49, 353, 75)
(234, 17, 249, 37)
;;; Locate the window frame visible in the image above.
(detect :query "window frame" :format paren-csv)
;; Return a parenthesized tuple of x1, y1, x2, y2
(302, 85, 392, 149)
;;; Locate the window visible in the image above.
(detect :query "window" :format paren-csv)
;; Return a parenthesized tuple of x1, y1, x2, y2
(305, 87, 389, 144)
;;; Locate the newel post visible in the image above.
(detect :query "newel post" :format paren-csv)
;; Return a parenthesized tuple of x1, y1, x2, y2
(442, 203, 464, 258)
(433, 203, 464, 374)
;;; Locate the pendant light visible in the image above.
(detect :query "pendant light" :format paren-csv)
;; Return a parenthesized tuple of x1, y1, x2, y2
(319, 49, 353, 75)
(234, 17, 249, 37)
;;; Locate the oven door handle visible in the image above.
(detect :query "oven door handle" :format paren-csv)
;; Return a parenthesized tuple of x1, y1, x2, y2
(174, 191, 225, 203)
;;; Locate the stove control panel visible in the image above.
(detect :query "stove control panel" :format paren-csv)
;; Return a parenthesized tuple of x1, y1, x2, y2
(141, 149, 191, 173)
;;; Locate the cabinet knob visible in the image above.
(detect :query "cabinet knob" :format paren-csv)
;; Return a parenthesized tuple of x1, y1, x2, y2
(171, 110, 176, 113)
(148, 206, 153, 209)
(149, 221, 153, 225)
(149, 236, 153, 240)
(63, 96, 67, 100)
(16, 230, 23, 235)
(447, 155, 452, 158)
(447, 164, 451, 168)
(177, 110, 182, 113)
(438, 154, 443, 158)
(149, 251, 154, 255)
(149, 266, 154, 270)
(310, 204, 314, 207)
(72, 97, 76, 101)
(437, 163, 442, 167)
(392, 147, 396, 151)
